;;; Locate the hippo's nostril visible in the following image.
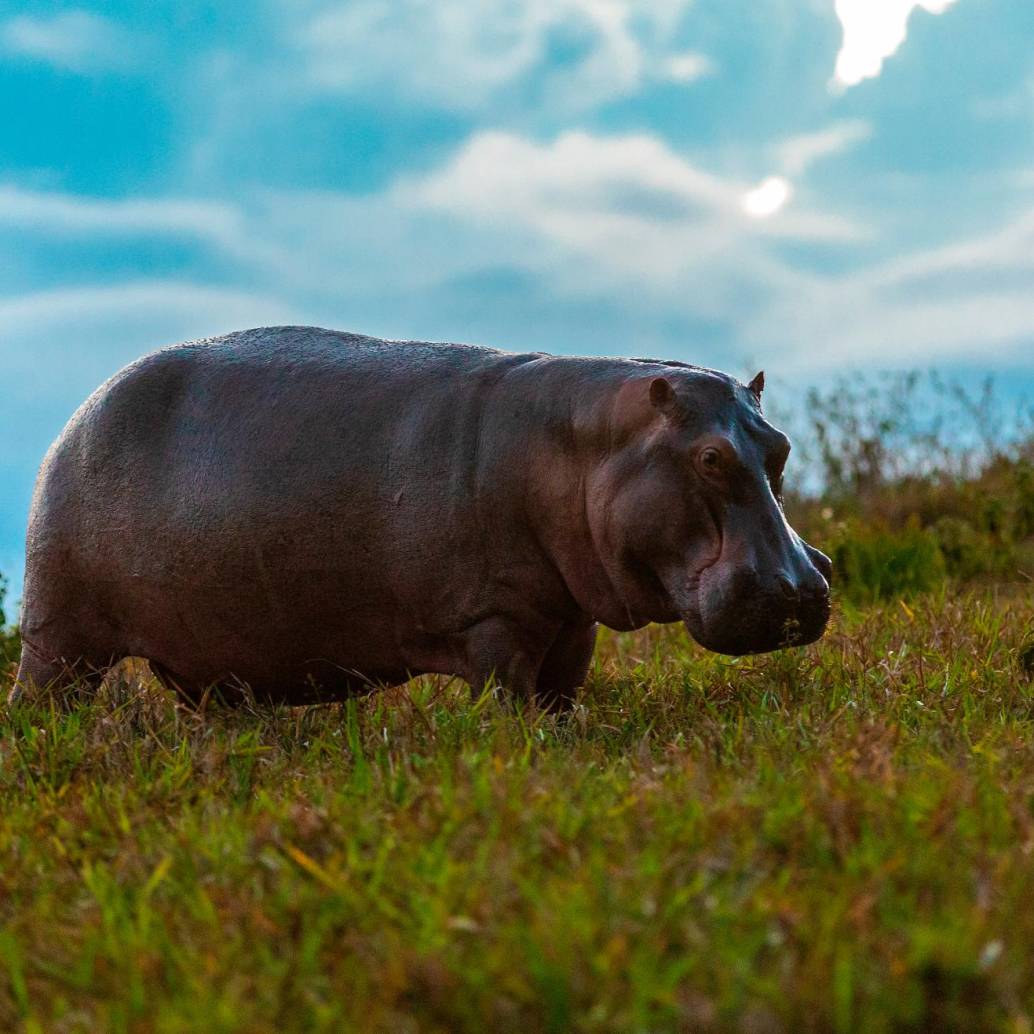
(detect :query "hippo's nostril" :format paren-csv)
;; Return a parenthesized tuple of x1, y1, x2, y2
(808, 547, 833, 585)
(777, 576, 798, 601)
(807, 564, 833, 598)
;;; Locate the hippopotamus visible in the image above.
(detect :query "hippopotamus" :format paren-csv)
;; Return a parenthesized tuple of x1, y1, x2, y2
(13, 326, 831, 709)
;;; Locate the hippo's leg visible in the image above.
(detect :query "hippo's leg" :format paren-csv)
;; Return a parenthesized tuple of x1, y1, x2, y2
(534, 619, 598, 713)
(10, 641, 106, 705)
(464, 617, 550, 706)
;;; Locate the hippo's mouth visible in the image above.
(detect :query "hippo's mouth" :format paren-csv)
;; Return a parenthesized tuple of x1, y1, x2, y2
(694, 588, 829, 655)
(684, 561, 831, 656)
(665, 540, 831, 657)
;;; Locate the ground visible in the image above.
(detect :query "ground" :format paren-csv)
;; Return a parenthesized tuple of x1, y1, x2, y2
(2, 589, 1034, 1032)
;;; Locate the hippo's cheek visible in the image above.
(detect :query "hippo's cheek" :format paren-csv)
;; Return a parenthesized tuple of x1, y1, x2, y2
(685, 565, 831, 656)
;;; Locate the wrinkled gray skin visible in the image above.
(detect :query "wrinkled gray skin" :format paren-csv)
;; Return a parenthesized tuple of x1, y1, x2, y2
(14, 327, 831, 710)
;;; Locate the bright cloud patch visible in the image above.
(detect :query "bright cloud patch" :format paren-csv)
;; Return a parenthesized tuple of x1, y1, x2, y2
(741, 177, 793, 218)
(0, 129, 864, 362)
(0, 10, 141, 74)
(833, 0, 958, 88)
(664, 51, 712, 83)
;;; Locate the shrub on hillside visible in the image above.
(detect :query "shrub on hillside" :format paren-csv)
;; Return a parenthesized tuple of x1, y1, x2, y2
(1014, 462, 1034, 540)
(931, 516, 1012, 581)
(827, 519, 947, 605)
(782, 374, 1034, 594)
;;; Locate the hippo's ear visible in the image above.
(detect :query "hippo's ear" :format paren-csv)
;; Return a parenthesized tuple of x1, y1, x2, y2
(649, 377, 676, 413)
(748, 371, 764, 403)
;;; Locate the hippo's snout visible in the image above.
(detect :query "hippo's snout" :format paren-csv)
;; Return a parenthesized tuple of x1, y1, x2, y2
(690, 550, 832, 656)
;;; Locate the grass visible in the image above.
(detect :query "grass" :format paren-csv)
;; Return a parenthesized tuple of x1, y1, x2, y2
(3, 589, 1034, 1032)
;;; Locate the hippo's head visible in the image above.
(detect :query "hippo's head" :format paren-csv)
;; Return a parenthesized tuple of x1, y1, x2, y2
(584, 365, 831, 654)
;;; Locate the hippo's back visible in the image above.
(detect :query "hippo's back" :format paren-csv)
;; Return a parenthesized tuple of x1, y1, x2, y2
(21, 326, 542, 695)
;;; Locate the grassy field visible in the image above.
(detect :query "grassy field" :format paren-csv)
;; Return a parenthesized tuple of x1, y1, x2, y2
(2, 588, 1034, 1032)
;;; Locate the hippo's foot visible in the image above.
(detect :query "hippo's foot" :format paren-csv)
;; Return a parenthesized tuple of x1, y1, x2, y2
(466, 616, 597, 714)
(10, 641, 107, 707)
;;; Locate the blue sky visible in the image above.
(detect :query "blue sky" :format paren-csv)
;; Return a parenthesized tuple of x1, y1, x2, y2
(1, 0, 1033, 598)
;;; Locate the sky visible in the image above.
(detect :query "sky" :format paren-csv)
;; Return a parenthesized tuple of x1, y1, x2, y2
(1, 0, 1033, 598)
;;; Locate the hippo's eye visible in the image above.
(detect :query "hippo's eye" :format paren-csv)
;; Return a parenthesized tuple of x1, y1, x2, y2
(700, 447, 722, 473)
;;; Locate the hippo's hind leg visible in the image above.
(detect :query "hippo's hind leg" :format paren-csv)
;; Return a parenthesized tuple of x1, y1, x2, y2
(10, 640, 107, 706)
(535, 619, 598, 713)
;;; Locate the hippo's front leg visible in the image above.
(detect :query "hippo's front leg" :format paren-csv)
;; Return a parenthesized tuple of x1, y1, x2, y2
(535, 618, 598, 712)
(464, 615, 596, 712)
(464, 616, 554, 708)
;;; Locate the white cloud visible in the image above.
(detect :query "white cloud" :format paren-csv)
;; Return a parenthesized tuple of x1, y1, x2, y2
(412, 131, 737, 224)
(290, 0, 704, 112)
(0, 186, 241, 245)
(832, 0, 958, 89)
(381, 130, 862, 329)
(0, 10, 142, 74)
(408, 130, 860, 255)
(0, 185, 294, 270)
(743, 209, 1034, 368)
(777, 120, 872, 176)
